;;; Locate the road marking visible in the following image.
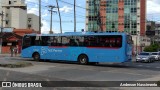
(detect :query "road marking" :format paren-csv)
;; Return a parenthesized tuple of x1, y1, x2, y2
(6, 72, 10, 76)
(3, 72, 10, 81)
(125, 64, 129, 66)
(101, 70, 146, 76)
(146, 66, 151, 68)
(137, 65, 143, 67)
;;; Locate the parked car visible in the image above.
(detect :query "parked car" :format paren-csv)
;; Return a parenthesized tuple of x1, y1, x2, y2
(136, 52, 155, 63)
(151, 52, 160, 61)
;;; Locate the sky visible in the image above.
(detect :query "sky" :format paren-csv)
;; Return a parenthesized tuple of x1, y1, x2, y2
(26, 0, 160, 34)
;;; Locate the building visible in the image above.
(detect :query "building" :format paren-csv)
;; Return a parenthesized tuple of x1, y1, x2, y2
(132, 35, 151, 55)
(0, 29, 38, 53)
(0, 0, 27, 29)
(27, 14, 39, 31)
(147, 21, 156, 31)
(0, 0, 40, 54)
(86, 0, 147, 53)
(86, 0, 146, 35)
(146, 22, 160, 44)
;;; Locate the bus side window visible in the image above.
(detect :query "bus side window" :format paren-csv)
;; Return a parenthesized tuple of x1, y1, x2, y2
(84, 36, 89, 46)
(35, 36, 41, 46)
(110, 38, 116, 47)
(69, 39, 75, 46)
(77, 36, 84, 46)
(30, 36, 36, 45)
(69, 37, 79, 46)
(116, 38, 122, 47)
(42, 36, 49, 46)
(98, 36, 105, 47)
(88, 36, 98, 47)
(105, 38, 109, 47)
(84, 39, 88, 46)
(23, 36, 31, 47)
(62, 37, 70, 46)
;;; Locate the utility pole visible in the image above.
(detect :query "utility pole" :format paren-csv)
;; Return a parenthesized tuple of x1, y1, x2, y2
(74, 0, 76, 32)
(46, 5, 57, 34)
(39, 0, 41, 34)
(56, 0, 62, 33)
(0, 11, 4, 33)
(0, 11, 4, 54)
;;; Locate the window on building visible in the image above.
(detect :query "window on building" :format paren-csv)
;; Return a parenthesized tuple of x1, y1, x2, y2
(28, 24, 31, 28)
(6, 21, 8, 25)
(125, 23, 130, 28)
(9, 1, 11, 4)
(28, 18, 32, 23)
(132, 23, 137, 28)
(131, 8, 137, 13)
(112, 23, 115, 28)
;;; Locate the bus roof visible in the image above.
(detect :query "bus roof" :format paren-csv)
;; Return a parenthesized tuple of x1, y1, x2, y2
(24, 32, 127, 37)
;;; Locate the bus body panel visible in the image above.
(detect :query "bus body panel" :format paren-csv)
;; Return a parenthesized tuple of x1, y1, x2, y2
(85, 48, 125, 62)
(21, 32, 132, 63)
(22, 46, 127, 63)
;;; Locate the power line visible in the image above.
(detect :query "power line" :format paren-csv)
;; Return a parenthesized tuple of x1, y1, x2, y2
(46, 5, 57, 34)
(42, 19, 84, 23)
(26, 1, 86, 18)
(58, 0, 88, 10)
(56, 0, 62, 33)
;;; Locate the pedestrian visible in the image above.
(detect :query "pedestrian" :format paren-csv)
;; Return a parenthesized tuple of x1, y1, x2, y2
(10, 45, 14, 57)
(14, 46, 18, 56)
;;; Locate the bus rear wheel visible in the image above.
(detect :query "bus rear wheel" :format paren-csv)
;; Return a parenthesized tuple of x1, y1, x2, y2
(33, 53, 40, 61)
(78, 55, 88, 65)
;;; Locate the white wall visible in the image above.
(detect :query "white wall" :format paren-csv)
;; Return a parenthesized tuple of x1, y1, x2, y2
(132, 35, 151, 53)
(132, 35, 151, 47)
(10, 8, 27, 29)
(27, 14, 39, 31)
(0, 0, 27, 29)
(2, 0, 26, 5)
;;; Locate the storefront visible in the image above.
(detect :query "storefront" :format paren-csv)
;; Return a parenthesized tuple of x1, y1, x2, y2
(0, 32, 22, 54)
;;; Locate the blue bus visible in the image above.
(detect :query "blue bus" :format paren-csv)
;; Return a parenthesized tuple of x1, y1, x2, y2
(21, 32, 133, 64)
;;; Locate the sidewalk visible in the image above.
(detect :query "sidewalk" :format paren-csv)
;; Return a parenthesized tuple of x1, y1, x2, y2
(0, 54, 25, 64)
(0, 53, 21, 57)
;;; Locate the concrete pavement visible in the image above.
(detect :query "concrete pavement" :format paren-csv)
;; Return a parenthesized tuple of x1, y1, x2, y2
(0, 54, 160, 90)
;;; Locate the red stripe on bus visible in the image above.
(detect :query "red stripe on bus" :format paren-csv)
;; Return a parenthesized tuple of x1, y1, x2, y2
(49, 46, 68, 48)
(86, 47, 119, 49)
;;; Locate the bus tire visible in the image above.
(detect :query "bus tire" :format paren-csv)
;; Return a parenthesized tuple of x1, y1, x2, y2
(33, 53, 40, 61)
(78, 54, 88, 65)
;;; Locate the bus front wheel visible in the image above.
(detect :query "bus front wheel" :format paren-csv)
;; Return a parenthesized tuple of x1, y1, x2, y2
(78, 55, 88, 65)
(33, 53, 40, 61)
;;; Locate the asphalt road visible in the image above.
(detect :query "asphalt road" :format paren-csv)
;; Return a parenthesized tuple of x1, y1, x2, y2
(0, 55, 160, 90)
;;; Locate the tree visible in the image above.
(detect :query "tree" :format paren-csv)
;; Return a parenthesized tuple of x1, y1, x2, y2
(143, 43, 160, 52)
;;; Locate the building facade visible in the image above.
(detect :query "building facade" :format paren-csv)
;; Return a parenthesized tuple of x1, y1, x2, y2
(27, 14, 39, 31)
(0, 0, 27, 29)
(0, 29, 38, 54)
(132, 35, 151, 55)
(86, 0, 146, 36)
